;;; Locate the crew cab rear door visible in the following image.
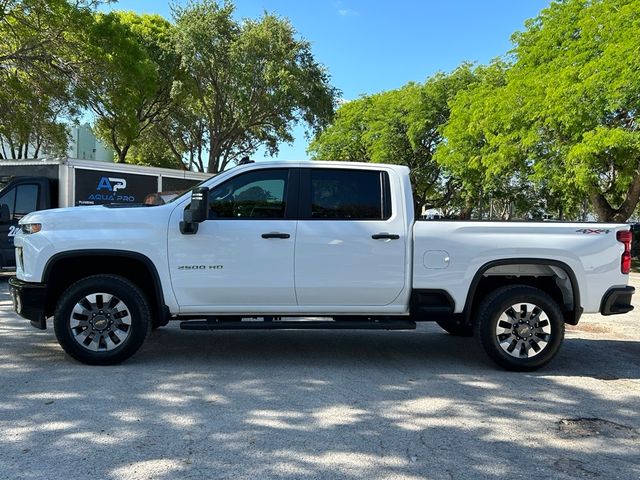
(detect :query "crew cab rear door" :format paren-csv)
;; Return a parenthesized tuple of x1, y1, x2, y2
(294, 167, 406, 307)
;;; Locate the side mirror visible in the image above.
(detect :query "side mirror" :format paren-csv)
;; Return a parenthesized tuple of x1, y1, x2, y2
(180, 187, 209, 235)
(0, 204, 10, 223)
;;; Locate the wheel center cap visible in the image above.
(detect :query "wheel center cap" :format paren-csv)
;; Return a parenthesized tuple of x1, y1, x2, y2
(93, 316, 108, 330)
(516, 323, 532, 337)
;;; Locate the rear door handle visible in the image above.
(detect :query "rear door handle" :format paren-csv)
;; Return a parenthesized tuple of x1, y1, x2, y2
(372, 233, 400, 240)
(261, 232, 290, 239)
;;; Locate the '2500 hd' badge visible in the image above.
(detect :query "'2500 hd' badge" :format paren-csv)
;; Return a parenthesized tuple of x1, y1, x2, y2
(178, 265, 224, 270)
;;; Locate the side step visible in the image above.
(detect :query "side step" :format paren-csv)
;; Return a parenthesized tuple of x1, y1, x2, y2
(180, 319, 416, 331)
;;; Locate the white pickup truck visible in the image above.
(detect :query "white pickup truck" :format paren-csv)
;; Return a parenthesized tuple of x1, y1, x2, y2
(9, 161, 635, 370)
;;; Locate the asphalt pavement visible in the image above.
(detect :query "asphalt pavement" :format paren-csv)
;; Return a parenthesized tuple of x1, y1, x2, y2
(1, 273, 639, 480)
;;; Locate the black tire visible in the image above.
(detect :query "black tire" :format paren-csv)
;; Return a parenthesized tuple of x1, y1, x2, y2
(475, 285, 565, 371)
(54, 275, 151, 365)
(436, 319, 474, 337)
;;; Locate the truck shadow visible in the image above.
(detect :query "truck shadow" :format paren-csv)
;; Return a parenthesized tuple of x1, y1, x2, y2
(1, 314, 639, 480)
(2, 274, 640, 479)
(143, 324, 640, 378)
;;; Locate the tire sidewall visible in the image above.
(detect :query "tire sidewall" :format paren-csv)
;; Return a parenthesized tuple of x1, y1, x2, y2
(477, 287, 565, 371)
(54, 275, 150, 365)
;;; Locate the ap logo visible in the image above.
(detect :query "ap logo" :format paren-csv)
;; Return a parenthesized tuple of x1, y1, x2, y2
(97, 177, 127, 192)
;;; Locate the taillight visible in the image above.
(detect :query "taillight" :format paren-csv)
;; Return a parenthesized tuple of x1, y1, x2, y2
(617, 230, 632, 274)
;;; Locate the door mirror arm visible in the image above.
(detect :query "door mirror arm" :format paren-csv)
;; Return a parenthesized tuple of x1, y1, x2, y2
(180, 187, 209, 235)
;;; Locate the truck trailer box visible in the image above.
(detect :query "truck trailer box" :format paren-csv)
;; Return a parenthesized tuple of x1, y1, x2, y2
(0, 158, 210, 268)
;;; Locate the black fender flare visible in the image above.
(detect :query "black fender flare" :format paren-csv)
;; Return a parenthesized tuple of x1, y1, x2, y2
(463, 258, 582, 325)
(43, 249, 169, 324)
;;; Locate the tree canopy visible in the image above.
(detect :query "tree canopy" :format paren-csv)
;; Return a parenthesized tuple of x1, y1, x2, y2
(4, 0, 640, 221)
(309, 66, 477, 213)
(170, 0, 338, 173)
(438, 0, 640, 221)
(75, 11, 178, 163)
(0, 0, 99, 158)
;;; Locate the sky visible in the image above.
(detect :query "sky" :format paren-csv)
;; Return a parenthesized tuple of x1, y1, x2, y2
(103, 0, 551, 161)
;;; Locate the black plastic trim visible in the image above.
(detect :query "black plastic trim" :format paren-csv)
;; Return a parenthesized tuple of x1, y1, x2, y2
(410, 289, 456, 321)
(9, 276, 47, 329)
(600, 286, 635, 315)
(463, 258, 582, 325)
(180, 319, 416, 331)
(42, 249, 167, 318)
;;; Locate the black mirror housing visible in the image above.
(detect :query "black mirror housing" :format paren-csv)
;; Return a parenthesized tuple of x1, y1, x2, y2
(188, 187, 209, 222)
(180, 187, 209, 234)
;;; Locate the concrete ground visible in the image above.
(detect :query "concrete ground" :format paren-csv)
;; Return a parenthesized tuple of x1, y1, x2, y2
(0, 274, 639, 480)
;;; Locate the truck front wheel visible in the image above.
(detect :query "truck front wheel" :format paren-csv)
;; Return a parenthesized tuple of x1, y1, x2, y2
(475, 285, 565, 371)
(53, 275, 151, 365)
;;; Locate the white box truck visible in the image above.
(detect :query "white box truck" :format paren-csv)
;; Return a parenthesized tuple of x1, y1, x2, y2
(0, 158, 209, 268)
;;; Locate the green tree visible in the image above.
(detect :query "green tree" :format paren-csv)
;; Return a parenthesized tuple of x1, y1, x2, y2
(0, 0, 101, 157)
(439, 0, 640, 222)
(0, 0, 101, 74)
(0, 68, 72, 159)
(141, 93, 210, 171)
(172, 0, 338, 173)
(76, 11, 178, 163)
(309, 65, 477, 213)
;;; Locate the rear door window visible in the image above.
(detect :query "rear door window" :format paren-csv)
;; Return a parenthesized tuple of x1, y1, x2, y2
(307, 169, 391, 220)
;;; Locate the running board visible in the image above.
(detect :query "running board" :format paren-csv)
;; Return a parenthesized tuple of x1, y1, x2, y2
(179, 319, 416, 331)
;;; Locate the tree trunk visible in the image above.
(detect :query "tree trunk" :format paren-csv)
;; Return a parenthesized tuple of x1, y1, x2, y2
(207, 134, 222, 174)
(589, 166, 640, 222)
(590, 192, 615, 221)
(117, 144, 130, 163)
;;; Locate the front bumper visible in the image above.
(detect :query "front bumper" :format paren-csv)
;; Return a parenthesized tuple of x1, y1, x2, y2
(600, 286, 635, 316)
(8, 277, 47, 329)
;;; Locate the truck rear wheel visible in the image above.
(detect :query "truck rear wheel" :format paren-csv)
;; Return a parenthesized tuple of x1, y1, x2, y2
(53, 275, 151, 365)
(475, 285, 565, 371)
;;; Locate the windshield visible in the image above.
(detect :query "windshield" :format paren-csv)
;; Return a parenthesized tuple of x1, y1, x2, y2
(166, 175, 216, 204)
(0, 177, 13, 191)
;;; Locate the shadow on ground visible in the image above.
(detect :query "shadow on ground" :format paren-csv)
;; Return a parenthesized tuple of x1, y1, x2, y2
(1, 277, 639, 480)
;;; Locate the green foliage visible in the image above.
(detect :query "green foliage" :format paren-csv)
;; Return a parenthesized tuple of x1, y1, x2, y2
(439, 0, 640, 221)
(171, 0, 339, 173)
(0, 0, 100, 158)
(76, 11, 178, 163)
(309, 65, 477, 213)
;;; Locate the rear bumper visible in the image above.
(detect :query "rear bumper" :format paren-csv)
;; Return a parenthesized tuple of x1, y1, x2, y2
(8, 277, 47, 329)
(600, 286, 635, 316)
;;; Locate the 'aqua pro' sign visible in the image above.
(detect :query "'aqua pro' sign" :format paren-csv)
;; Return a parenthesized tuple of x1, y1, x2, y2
(75, 169, 158, 206)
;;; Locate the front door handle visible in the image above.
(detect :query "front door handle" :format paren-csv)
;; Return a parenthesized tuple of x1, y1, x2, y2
(261, 232, 290, 239)
(372, 233, 400, 240)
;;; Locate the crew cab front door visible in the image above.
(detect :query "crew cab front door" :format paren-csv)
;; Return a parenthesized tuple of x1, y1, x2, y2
(168, 168, 298, 311)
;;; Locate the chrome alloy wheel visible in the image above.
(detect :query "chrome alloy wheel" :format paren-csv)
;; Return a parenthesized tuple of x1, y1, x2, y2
(69, 293, 132, 352)
(495, 302, 552, 359)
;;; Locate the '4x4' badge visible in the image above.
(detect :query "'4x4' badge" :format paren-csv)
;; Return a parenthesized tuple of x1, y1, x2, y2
(576, 228, 610, 234)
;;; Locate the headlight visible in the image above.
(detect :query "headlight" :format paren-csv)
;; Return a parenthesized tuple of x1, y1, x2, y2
(21, 223, 42, 234)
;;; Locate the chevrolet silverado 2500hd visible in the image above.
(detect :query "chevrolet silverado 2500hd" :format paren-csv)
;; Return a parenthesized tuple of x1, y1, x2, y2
(8, 161, 635, 370)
